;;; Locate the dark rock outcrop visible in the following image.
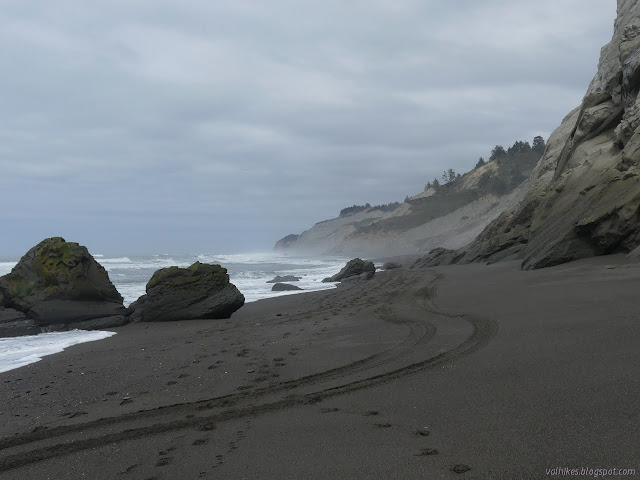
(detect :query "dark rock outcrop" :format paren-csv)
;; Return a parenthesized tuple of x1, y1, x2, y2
(266, 275, 301, 283)
(322, 258, 375, 282)
(382, 262, 402, 270)
(0, 308, 38, 337)
(271, 283, 303, 291)
(131, 262, 244, 322)
(421, 1, 640, 270)
(340, 272, 375, 282)
(0, 237, 127, 336)
(412, 248, 465, 268)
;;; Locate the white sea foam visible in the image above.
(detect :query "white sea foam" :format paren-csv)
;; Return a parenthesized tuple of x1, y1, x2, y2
(98, 257, 132, 264)
(0, 261, 16, 276)
(0, 330, 116, 374)
(100, 257, 190, 271)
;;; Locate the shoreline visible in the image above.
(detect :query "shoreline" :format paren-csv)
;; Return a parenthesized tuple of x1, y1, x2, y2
(1, 256, 639, 479)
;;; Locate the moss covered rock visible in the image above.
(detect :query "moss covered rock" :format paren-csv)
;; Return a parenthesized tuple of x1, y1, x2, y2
(0, 237, 126, 331)
(135, 261, 244, 322)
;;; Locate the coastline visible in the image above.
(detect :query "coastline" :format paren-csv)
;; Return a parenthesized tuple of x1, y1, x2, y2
(1, 256, 639, 479)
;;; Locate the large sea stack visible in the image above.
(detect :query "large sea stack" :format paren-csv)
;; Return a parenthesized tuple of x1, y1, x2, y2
(422, 0, 640, 270)
(0, 237, 127, 337)
(129, 262, 244, 322)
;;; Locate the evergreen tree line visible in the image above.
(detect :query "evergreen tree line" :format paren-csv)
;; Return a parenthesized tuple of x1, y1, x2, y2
(340, 201, 402, 217)
(424, 136, 546, 192)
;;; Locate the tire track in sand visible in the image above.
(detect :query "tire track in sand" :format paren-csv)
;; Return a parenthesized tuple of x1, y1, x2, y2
(0, 270, 497, 473)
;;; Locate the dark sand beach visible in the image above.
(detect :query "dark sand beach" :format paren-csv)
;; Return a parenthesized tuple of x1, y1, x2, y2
(1, 257, 639, 479)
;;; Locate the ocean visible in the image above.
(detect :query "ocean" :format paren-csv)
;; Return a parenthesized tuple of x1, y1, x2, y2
(0, 252, 352, 373)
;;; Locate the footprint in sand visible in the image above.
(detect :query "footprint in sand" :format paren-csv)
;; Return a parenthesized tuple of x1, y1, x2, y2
(155, 457, 173, 467)
(320, 407, 340, 413)
(415, 448, 438, 456)
(118, 463, 139, 475)
(374, 423, 393, 428)
(197, 422, 217, 431)
(363, 410, 380, 416)
(192, 438, 208, 446)
(451, 464, 471, 474)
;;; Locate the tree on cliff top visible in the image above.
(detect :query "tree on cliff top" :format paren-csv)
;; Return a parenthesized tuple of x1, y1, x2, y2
(490, 145, 507, 160)
(507, 140, 531, 155)
(532, 135, 546, 154)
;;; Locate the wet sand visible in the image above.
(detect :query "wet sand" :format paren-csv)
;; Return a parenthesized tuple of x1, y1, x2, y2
(1, 256, 639, 479)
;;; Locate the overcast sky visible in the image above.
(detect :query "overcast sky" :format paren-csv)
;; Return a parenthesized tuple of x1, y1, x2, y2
(0, 0, 616, 256)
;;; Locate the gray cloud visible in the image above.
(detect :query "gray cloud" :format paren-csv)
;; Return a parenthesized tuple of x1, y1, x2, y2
(0, 0, 616, 255)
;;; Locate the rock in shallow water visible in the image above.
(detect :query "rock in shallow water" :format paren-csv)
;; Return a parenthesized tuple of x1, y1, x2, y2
(322, 258, 375, 282)
(134, 262, 244, 322)
(271, 283, 303, 291)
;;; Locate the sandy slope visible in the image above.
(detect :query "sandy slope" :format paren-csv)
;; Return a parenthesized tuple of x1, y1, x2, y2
(0, 257, 638, 479)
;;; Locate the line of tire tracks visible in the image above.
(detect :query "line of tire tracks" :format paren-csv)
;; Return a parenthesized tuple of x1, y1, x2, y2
(0, 270, 498, 472)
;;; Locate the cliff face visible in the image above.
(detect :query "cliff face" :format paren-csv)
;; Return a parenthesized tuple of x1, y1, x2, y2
(275, 152, 538, 258)
(436, 0, 640, 269)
